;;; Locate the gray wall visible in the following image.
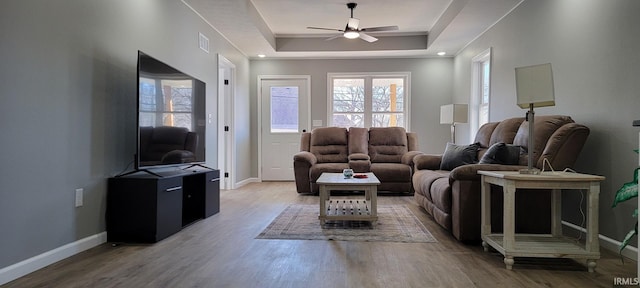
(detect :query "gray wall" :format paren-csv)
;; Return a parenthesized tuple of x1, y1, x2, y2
(453, 0, 640, 244)
(0, 0, 249, 268)
(250, 58, 454, 176)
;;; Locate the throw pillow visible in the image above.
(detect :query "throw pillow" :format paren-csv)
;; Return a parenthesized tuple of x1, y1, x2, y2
(440, 142, 480, 170)
(478, 142, 521, 165)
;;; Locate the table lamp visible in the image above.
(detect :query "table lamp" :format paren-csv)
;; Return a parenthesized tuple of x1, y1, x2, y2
(440, 104, 468, 143)
(515, 63, 555, 174)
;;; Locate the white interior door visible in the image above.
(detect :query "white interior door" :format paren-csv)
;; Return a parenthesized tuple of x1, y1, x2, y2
(260, 77, 310, 181)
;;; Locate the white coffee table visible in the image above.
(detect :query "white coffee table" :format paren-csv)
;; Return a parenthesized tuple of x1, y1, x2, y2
(316, 172, 380, 227)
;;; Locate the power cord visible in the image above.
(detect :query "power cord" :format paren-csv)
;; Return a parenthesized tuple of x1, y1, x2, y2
(541, 157, 555, 173)
(540, 158, 586, 244)
(115, 160, 134, 177)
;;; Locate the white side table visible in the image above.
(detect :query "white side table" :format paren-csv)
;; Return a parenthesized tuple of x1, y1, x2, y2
(478, 170, 605, 272)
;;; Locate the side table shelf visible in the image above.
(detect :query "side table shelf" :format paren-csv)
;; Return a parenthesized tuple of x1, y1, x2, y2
(482, 234, 599, 267)
(478, 170, 604, 272)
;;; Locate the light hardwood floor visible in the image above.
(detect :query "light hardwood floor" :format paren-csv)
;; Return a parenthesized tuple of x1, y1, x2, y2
(4, 182, 637, 287)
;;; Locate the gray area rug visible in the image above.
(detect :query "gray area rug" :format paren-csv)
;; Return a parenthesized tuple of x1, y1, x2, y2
(256, 204, 437, 243)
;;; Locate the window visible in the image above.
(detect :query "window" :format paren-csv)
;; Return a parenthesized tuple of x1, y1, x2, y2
(470, 49, 491, 139)
(269, 86, 299, 133)
(329, 73, 410, 129)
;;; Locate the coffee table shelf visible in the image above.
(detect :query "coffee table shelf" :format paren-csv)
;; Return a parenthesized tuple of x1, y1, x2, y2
(316, 172, 380, 227)
(325, 199, 372, 218)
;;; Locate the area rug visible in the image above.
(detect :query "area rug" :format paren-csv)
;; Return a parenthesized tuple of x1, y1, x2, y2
(256, 204, 437, 243)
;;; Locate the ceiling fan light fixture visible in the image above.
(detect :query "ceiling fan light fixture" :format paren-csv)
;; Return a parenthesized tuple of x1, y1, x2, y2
(344, 31, 360, 39)
(307, 2, 397, 43)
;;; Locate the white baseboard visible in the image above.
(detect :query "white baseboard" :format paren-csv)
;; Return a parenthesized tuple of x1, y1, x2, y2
(562, 221, 638, 261)
(235, 177, 261, 188)
(0, 232, 107, 286)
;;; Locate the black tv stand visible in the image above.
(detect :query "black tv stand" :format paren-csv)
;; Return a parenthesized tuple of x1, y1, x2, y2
(106, 168, 220, 243)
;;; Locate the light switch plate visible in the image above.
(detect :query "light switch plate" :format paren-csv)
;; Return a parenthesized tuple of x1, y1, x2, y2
(75, 188, 83, 207)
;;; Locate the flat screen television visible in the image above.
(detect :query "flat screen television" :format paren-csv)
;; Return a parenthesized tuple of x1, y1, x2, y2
(135, 51, 206, 170)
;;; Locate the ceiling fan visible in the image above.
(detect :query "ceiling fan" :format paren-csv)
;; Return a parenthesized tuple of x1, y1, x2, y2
(307, 2, 399, 43)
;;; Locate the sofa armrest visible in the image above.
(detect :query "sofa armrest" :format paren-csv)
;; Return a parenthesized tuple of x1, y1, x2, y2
(401, 151, 424, 166)
(413, 154, 442, 170)
(348, 153, 370, 161)
(293, 151, 317, 166)
(348, 153, 371, 173)
(449, 164, 527, 182)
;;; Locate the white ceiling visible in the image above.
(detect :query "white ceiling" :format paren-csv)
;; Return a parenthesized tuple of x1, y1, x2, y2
(183, 0, 523, 59)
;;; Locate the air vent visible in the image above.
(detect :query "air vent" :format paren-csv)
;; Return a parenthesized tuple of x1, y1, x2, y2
(199, 32, 209, 53)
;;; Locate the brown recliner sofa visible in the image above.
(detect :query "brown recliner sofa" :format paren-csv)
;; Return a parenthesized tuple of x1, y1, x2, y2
(413, 115, 590, 241)
(294, 126, 422, 194)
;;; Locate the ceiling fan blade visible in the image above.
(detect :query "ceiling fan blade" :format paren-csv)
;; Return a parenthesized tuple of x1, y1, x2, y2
(307, 27, 344, 32)
(325, 34, 343, 41)
(347, 18, 360, 30)
(361, 25, 399, 32)
(359, 33, 378, 43)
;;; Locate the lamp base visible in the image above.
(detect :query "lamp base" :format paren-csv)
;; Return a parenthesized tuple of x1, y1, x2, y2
(519, 168, 540, 175)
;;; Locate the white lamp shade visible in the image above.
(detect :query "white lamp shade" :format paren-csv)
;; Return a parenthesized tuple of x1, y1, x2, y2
(440, 104, 468, 124)
(515, 63, 555, 109)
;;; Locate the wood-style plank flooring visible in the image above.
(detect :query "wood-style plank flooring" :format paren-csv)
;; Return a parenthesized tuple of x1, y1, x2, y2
(4, 182, 637, 287)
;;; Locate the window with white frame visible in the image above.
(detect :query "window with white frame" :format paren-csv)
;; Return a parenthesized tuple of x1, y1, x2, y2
(328, 73, 410, 129)
(470, 49, 491, 139)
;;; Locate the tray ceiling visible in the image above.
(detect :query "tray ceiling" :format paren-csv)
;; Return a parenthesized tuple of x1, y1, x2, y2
(183, 0, 523, 59)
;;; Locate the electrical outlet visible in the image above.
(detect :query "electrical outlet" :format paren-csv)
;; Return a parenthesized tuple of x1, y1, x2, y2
(75, 188, 83, 207)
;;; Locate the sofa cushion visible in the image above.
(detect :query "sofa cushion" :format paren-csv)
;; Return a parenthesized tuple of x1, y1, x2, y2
(513, 115, 574, 166)
(488, 118, 525, 146)
(348, 127, 369, 154)
(309, 163, 350, 182)
(371, 163, 412, 183)
(440, 142, 480, 171)
(473, 122, 499, 148)
(368, 127, 408, 163)
(413, 170, 449, 202)
(309, 127, 349, 163)
(478, 142, 521, 165)
(430, 177, 452, 214)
